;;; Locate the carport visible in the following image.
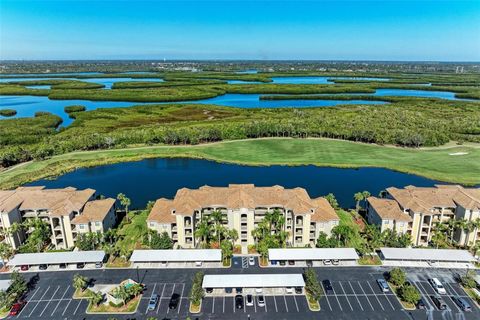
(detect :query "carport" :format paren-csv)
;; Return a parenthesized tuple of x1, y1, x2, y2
(7, 250, 106, 271)
(130, 249, 222, 268)
(379, 248, 476, 268)
(0, 280, 11, 292)
(268, 248, 359, 267)
(202, 273, 305, 296)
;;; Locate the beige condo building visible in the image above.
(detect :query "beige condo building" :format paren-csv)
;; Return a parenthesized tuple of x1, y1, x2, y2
(366, 185, 480, 246)
(147, 184, 339, 248)
(0, 186, 117, 249)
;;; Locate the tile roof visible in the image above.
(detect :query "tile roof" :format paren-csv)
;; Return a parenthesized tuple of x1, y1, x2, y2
(0, 187, 95, 216)
(386, 185, 480, 213)
(147, 184, 338, 223)
(71, 198, 116, 224)
(367, 197, 412, 222)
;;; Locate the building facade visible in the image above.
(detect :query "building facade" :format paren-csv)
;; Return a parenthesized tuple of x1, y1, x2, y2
(0, 186, 117, 249)
(366, 185, 480, 246)
(147, 184, 339, 248)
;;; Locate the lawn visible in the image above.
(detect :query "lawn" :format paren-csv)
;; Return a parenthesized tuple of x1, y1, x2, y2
(86, 295, 141, 314)
(115, 210, 149, 252)
(1, 138, 479, 189)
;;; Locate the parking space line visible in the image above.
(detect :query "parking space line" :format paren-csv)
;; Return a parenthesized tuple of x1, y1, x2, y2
(413, 281, 434, 311)
(366, 282, 384, 311)
(156, 283, 166, 314)
(331, 284, 343, 311)
(51, 285, 70, 316)
(28, 286, 51, 317)
(17, 286, 40, 317)
(244, 295, 246, 313)
(357, 281, 374, 311)
(178, 283, 185, 314)
(349, 282, 363, 311)
(324, 294, 333, 311)
(212, 296, 215, 313)
(73, 299, 82, 315)
(273, 294, 278, 312)
(292, 294, 299, 312)
(339, 282, 353, 311)
(233, 294, 235, 313)
(62, 298, 73, 316)
(283, 294, 289, 312)
(445, 282, 463, 296)
(264, 292, 268, 312)
(42, 287, 63, 316)
(383, 290, 396, 310)
(145, 283, 157, 313)
(447, 296, 462, 312)
(223, 295, 225, 313)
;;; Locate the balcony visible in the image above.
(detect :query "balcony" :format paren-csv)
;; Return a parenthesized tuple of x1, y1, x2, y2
(172, 226, 177, 232)
(241, 225, 248, 232)
(185, 231, 193, 237)
(172, 234, 178, 240)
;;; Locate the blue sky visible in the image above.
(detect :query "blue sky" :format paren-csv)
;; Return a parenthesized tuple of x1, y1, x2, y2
(1, 0, 479, 61)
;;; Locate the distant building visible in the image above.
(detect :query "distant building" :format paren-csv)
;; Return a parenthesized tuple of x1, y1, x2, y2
(147, 184, 339, 248)
(0, 186, 117, 249)
(367, 185, 480, 246)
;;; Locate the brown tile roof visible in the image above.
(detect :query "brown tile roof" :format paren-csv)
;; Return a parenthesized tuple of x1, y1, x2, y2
(0, 187, 95, 216)
(147, 184, 338, 223)
(367, 197, 412, 222)
(386, 185, 480, 213)
(311, 197, 339, 222)
(71, 198, 116, 224)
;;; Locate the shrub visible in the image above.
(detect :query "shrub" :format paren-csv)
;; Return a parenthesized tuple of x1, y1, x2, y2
(64, 105, 86, 113)
(0, 109, 17, 117)
(399, 284, 421, 305)
(460, 270, 477, 288)
(389, 268, 406, 287)
(189, 271, 204, 305)
(304, 267, 323, 300)
(34, 111, 52, 117)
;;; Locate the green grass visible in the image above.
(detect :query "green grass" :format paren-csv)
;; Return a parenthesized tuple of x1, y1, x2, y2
(87, 294, 141, 313)
(115, 211, 149, 252)
(337, 210, 357, 228)
(1, 138, 479, 189)
(357, 255, 382, 265)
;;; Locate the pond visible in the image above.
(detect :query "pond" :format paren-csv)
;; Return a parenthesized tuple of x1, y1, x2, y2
(227, 76, 391, 84)
(0, 77, 164, 89)
(27, 158, 445, 209)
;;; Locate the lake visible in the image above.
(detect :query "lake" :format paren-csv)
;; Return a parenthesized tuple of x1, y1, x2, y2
(0, 77, 164, 89)
(27, 158, 444, 209)
(227, 76, 391, 84)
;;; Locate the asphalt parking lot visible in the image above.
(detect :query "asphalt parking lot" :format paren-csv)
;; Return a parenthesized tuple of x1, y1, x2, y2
(0, 266, 478, 320)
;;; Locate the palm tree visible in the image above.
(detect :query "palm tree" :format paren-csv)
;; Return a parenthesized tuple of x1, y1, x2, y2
(194, 218, 211, 247)
(462, 220, 475, 247)
(455, 219, 468, 247)
(361, 191, 371, 208)
(117, 193, 131, 221)
(10, 222, 23, 247)
(73, 274, 88, 292)
(209, 210, 225, 244)
(90, 291, 103, 306)
(470, 218, 480, 249)
(226, 229, 239, 246)
(354, 192, 364, 211)
(114, 285, 130, 306)
(0, 242, 13, 266)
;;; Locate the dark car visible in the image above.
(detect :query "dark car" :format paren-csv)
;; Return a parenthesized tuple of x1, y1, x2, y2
(236, 287, 242, 294)
(39, 264, 48, 270)
(205, 288, 213, 293)
(431, 296, 447, 310)
(76, 262, 85, 269)
(59, 263, 67, 269)
(288, 260, 295, 266)
(168, 293, 180, 310)
(279, 260, 286, 266)
(10, 301, 26, 316)
(235, 295, 244, 309)
(295, 287, 303, 294)
(452, 296, 471, 312)
(225, 287, 233, 294)
(20, 265, 29, 271)
(306, 260, 313, 267)
(416, 298, 426, 309)
(323, 280, 334, 294)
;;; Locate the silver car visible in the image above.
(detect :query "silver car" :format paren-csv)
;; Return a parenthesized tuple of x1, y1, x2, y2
(376, 278, 390, 292)
(148, 294, 158, 311)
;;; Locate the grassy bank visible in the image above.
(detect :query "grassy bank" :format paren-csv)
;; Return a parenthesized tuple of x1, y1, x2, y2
(0, 138, 479, 189)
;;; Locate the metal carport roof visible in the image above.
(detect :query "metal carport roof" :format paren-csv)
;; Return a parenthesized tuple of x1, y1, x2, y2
(130, 249, 221, 262)
(7, 251, 105, 266)
(202, 274, 305, 288)
(268, 248, 359, 261)
(0, 280, 11, 292)
(379, 248, 475, 262)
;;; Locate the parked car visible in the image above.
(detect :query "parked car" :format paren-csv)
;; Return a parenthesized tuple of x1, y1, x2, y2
(246, 294, 254, 306)
(295, 287, 303, 294)
(148, 294, 159, 311)
(428, 278, 446, 295)
(332, 259, 339, 265)
(270, 260, 278, 265)
(288, 260, 295, 266)
(225, 287, 233, 294)
(416, 298, 426, 310)
(248, 257, 255, 266)
(323, 280, 334, 294)
(257, 295, 265, 307)
(306, 260, 313, 267)
(236, 287, 243, 294)
(195, 261, 202, 267)
(9, 301, 26, 316)
(76, 262, 85, 269)
(376, 278, 390, 293)
(235, 295, 244, 309)
(39, 264, 48, 270)
(59, 263, 67, 269)
(255, 288, 262, 293)
(20, 265, 29, 271)
(431, 295, 447, 310)
(452, 296, 471, 312)
(323, 259, 332, 265)
(279, 261, 286, 266)
(285, 287, 294, 294)
(95, 262, 103, 268)
(205, 288, 213, 294)
(168, 293, 180, 309)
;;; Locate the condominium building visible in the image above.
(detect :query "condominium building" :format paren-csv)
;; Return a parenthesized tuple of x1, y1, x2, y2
(366, 185, 480, 246)
(0, 186, 117, 249)
(147, 184, 339, 248)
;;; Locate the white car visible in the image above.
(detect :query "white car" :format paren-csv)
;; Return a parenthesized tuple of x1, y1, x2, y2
(285, 287, 294, 294)
(255, 288, 263, 293)
(257, 295, 265, 307)
(429, 278, 446, 295)
(249, 256, 255, 266)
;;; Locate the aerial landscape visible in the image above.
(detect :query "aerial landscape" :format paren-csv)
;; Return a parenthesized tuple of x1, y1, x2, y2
(0, 1, 479, 319)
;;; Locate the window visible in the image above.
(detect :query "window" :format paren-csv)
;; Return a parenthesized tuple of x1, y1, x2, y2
(79, 224, 85, 230)
(149, 222, 155, 227)
(95, 222, 101, 227)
